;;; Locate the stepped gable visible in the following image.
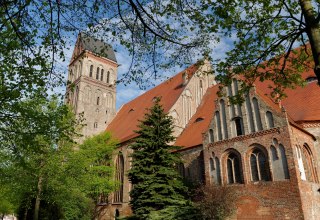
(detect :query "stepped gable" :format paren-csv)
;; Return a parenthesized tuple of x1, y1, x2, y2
(106, 64, 199, 143)
(254, 67, 320, 122)
(174, 84, 282, 149)
(175, 85, 219, 148)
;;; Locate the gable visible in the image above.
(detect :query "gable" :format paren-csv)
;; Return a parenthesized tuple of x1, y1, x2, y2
(106, 64, 199, 143)
(176, 79, 287, 148)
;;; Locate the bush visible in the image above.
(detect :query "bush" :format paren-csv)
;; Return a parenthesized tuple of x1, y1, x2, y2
(194, 185, 236, 220)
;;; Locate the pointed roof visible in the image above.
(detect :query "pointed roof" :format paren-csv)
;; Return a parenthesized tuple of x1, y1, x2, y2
(106, 64, 199, 143)
(72, 33, 117, 63)
(175, 70, 320, 148)
(254, 67, 320, 122)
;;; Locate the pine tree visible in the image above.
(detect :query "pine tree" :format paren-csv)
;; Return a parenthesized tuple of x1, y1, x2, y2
(128, 97, 191, 219)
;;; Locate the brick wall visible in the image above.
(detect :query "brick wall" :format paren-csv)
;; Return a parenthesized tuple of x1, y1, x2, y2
(289, 126, 320, 220)
(202, 125, 306, 219)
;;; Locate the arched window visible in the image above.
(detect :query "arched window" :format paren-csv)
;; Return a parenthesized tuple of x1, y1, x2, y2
(220, 100, 228, 139)
(107, 71, 110, 83)
(215, 112, 222, 141)
(210, 158, 215, 182)
(301, 144, 317, 182)
(89, 65, 93, 77)
(115, 209, 120, 219)
(101, 69, 104, 81)
(114, 153, 124, 203)
(279, 144, 290, 179)
(96, 67, 100, 80)
(250, 148, 270, 181)
(252, 98, 262, 131)
(209, 129, 214, 143)
(234, 117, 244, 136)
(97, 97, 100, 105)
(271, 144, 289, 180)
(266, 111, 274, 128)
(94, 122, 98, 128)
(226, 152, 243, 184)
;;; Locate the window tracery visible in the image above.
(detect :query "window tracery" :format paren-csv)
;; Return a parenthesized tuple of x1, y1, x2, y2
(250, 148, 270, 181)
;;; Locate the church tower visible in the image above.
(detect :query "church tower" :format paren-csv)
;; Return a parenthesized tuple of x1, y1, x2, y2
(65, 33, 117, 140)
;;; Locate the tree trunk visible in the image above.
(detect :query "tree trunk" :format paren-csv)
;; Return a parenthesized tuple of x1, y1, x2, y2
(33, 175, 43, 220)
(300, 0, 320, 84)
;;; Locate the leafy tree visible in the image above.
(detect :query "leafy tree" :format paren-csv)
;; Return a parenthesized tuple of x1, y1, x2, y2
(98, 0, 320, 100)
(127, 97, 194, 219)
(3, 1, 319, 97)
(0, 96, 117, 220)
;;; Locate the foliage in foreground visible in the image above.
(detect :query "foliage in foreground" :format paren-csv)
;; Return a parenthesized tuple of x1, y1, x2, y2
(3, 1, 320, 100)
(0, 96, 117, 219)
(127, 97, 195, 219)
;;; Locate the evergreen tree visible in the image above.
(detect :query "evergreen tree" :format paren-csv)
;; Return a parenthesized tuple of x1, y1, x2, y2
(128, 97, 192, 219)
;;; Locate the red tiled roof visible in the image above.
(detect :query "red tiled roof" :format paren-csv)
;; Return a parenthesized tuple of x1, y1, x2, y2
(175, 85, 219, 148)
(175, 69, 320, 148)
(254, 67, 320, 122)
(106, 64, 199, 143)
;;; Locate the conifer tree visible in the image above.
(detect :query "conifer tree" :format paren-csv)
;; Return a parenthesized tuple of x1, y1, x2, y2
(128, 97, 191, 219)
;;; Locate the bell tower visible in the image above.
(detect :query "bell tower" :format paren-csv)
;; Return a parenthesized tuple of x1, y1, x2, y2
(65, 33, 117, 140)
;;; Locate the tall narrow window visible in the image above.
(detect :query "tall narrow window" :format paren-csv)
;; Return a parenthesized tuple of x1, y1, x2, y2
(234, 117, 244, 136)
(74, 66, 78, 79)
(209, 129, 214, 143)
(101, 69, 104, 81)
(301, 144, 317, 182)
(97, 97, 100, 105)
(220, 100, 228, 139)
(114, 153, 124, 203)
(250, 148, 270, 181)
(107, 71, 110, 83)
(210, 158, 215, 183)
(89, 65, 93, 77)
(266, 111, 274, 128)
(279, 144, 290, 179)
(74, 86, 79, 113)
(245, 94, 255, 133)
(228, 84, 236, 118)
(215, 112, 222, 141)
(94, 122, 98, 128)
(199, 80, 203, 97)
(210, 157, 221, 185)
(226, 152, 242, 184)
(69, 69, 73, 82)
(96, 67, 100, 80)
(252, 98, 263, 131)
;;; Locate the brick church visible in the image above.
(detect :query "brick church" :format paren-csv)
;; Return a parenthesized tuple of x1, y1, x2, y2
(66, 34, 320, 219)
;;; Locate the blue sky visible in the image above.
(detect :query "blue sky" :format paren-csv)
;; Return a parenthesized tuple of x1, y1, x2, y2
(56, 33, 234, 110)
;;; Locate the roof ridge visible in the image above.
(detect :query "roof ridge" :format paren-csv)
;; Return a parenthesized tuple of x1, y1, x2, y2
(118, 63, 200, 108)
